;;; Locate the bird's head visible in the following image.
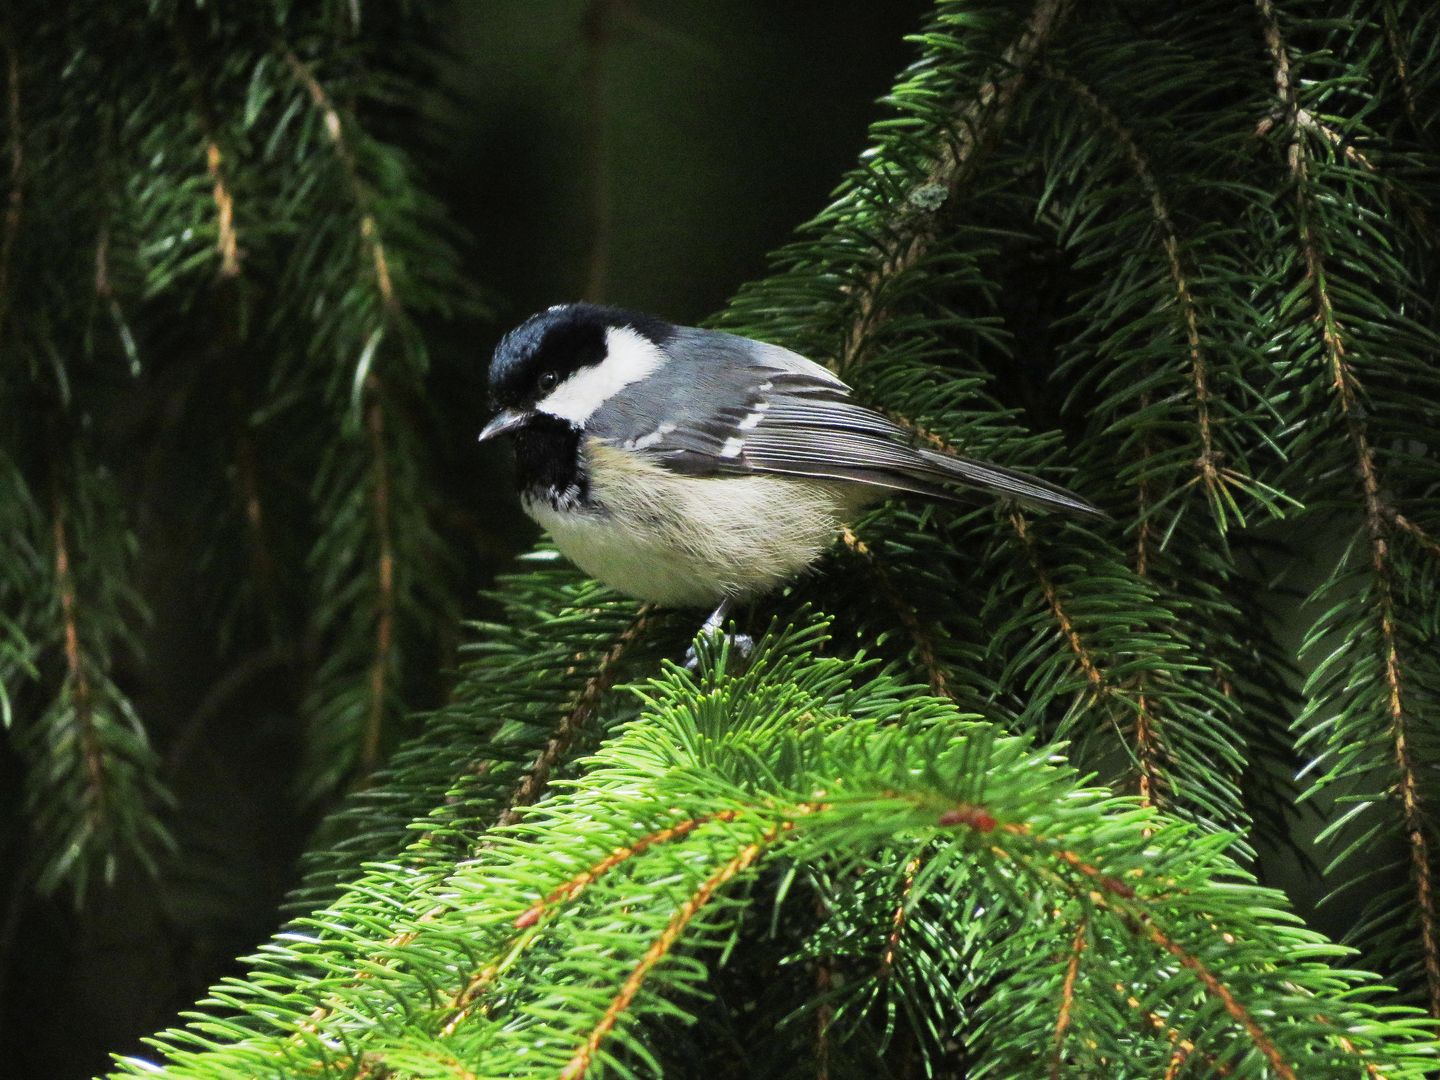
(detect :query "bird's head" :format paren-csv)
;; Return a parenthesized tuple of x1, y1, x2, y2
(480, 302, 673, 442)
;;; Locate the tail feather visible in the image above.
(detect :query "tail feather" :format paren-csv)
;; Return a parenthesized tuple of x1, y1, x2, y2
(915, 448, 1104, 518)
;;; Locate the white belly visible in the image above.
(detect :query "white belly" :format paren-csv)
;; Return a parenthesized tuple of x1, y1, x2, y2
(523, 442, 865, 607)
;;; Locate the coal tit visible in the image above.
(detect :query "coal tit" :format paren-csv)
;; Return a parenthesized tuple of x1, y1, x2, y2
(481, 302, 1101, 630)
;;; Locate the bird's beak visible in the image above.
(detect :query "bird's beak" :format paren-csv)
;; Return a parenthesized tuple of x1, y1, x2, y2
(478, 408, 530, 443)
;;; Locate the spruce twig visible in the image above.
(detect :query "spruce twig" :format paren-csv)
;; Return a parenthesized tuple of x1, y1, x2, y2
(1256, 0, 1440, 1016)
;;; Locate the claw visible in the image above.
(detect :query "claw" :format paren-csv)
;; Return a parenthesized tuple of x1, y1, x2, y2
(683, 599, 752, 671)
(684, 630, 754, 671)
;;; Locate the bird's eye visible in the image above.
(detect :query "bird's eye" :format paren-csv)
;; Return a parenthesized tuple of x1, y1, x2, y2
(538, 371, 559, 394)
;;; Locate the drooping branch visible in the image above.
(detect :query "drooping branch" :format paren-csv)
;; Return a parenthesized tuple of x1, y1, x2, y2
(1042, 64, 1219, 493)
(47, 462, 106, 827)
(837, 0, 1072, 373)
(172, 23, 240, 278)
(1380, 1, 1423, 138)
(284, 45, 407, 784)
(282, 47, 398, 315)
(1256, 0, 1440, 1016)
(839, 526, 952, 700)
(1008, 511, 1105, 693)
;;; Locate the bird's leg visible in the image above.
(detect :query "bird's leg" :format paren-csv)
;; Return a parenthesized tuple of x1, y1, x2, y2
(684, 598, 754, 670)
(699, 597, 732, 639)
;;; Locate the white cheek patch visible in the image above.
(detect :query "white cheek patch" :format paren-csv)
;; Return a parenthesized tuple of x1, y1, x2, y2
(536, 324, 667, 424)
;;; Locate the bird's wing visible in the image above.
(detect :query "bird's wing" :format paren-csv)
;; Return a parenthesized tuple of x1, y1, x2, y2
(588, 327, 1101, 517)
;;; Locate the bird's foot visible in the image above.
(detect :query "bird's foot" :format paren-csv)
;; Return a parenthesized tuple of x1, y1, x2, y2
(683, 599, 753, 671)
(683, 630, 754, 672)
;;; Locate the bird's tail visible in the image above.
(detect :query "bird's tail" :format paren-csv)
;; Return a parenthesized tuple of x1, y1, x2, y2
(915, 448, 1104, 518)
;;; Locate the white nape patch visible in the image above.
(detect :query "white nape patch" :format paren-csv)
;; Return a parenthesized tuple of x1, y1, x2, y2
(720, 436, 745, 458)
(625, 422, 677, 451)
(536, 324, 667, 425)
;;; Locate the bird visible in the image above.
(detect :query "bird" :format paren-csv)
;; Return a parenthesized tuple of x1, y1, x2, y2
(480, 302, 1102, 645)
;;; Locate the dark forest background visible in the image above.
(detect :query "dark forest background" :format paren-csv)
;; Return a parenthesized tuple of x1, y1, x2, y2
(6, 1, 1436, 1076)
(0, 4, 927, 1075)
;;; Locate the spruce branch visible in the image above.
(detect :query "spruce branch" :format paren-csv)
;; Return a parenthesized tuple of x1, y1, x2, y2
(1257, 0, 1440, 1015)
(1041, 64, 1220, 505)
(556, 820, 793, 1080)
(1007, 510, 1105, 693)
(878, 853, 923, 984)
(839, 526, 953, 701)
(1380, 0, 1425, 138)
(106, 618, 1438, 1078)
(283, 51, 402, 768)
(275, 34, 469, 797)
(171, 20, 241, 279)
(1114, 984, 1233, 1078)
(497, 603, 658, 827)
(836, 0, 1072, 374)
(47, 464, 106, 829)
(1049, 916, 1086, 1079)
(282, 47, 400, 317)
(1391, 511, 1440, 560)
(976, 813, 1302, 1078)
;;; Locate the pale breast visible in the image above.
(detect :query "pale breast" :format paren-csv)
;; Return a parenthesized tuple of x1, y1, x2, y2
(523, 441, 869, 607)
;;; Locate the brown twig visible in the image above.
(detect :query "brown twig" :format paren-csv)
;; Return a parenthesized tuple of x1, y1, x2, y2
(1161, 1043, 1190, 1079)
(1257, 0, 1440, 1017)
(1049, 917, 1087, 1078)
(837, 0, 1072, 373)
(497, 605, 657, 826)
(173, 23, 240, 277)
(557, 824, 790, 1080)
(1009, 511, 1104, 691)
(1043, 65, 1219, 492)
(840, 526, 952, 700)
(1391, 511, 1440, 560)
(512, 809, 743, 930)
(284, 45, 409, 783)
(283, 47, 397, 313)
(1115, 984, 1233, 1077)
(878, 855, 923, 982)
(1139, 916, 1296, 1080)
(48, 461, 106, 823)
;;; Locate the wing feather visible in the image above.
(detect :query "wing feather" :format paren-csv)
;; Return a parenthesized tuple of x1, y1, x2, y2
(589, 327, 1101, 517)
